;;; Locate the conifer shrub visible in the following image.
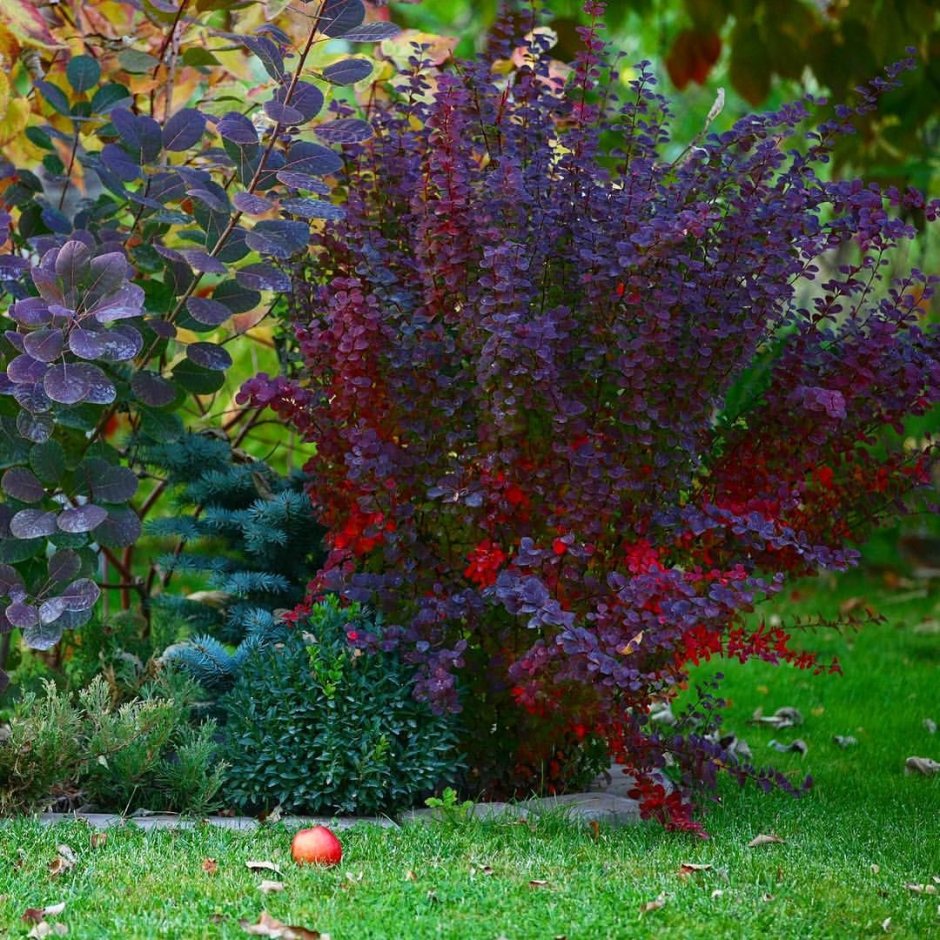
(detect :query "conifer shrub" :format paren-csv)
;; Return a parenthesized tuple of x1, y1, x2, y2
(239, 5, 940, 830)
(142, 432, 325, 692)
(0, 673, 224, 816)
(220, 598, 461, 816)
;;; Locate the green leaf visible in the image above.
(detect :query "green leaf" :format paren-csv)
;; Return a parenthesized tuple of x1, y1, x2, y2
(118, 49, 160, 74)
(66, 55, 101, 93)
(29, 440, 66, 485)
(90, 83, 131, 114)
(182, 48, 222, 69)
(137, 408, 183, 443)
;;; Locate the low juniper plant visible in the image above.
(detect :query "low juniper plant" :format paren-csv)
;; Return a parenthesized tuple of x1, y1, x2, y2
(0, 0, 400, 689)
(239, 3, 940, 830)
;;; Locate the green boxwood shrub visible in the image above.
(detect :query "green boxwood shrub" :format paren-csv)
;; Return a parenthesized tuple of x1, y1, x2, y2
(220, 599, 462, 816)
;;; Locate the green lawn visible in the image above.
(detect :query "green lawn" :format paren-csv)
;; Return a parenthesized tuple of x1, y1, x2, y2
(1, 571, 938, 939)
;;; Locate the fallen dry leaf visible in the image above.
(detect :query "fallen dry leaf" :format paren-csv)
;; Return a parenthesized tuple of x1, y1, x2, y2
(202, 858, 218, 875)
(810, 706, 825, 718)
(239, 911, 322, 939)
(258, 880, 284, 894)
(710, 889, 724, 899)
(22, 909, 45, 924)
(905, 756, 940, 775)
(839, 596, 865, 616)
(904, 882, 938, 895)
(881, 917, 891, 933)
(258, 804, 283, 825)
(246, 860, 283, 876)
(89, 832, 107, 849)
(27, 924, 68, 939)
(48, 845, 77, 877)
(752, 706, 803, 730)
(678, 862, 712, 879)
(923, 719, 937, 735)
(768, 738, 808, 756)
(589, 820, 600, 841)
(640, 892, 668, 913)
(833, 735, 858, 748)
(529, 879, 550, 888)
(871, 864, 881, 874)
(762, 893, 775, 902)
(747, 833, 785, 848)
(404, 870, 417, 882)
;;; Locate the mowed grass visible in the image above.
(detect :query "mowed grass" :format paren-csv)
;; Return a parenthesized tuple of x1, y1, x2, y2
(1, 571, 938, 939)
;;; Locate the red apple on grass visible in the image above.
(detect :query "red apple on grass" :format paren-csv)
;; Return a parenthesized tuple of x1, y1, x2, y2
(291, 826, 343, 866)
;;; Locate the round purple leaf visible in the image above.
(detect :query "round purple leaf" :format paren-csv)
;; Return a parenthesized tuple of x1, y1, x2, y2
(59, 577, 101, 611)
(55, 240, 93, 286)
(187, 342, 233, 371)
(233, 192, 275, 216)
(7, 354, 49, 385)
(16, 412, 54, 443)
(179, 249, 227, 275)
(69, 324, 142, 362)
(131, 370, 176, 407)
(10, 508, 58, 539)
(9, 297, 52, 326)
(187, 297, 233, 327)
(57, 504, 108, 534)
(314, 118, 373, 144)
(75, 363, 117, 405)
(163, 108, 207, 151)
(217, 111, 258, 146)
(319, 0, 365, 38)
(275, 171, 330, 194)
(0, 564, 25, 595)
(235, 264, 291, 293)
(281, 198, 345, 221)
(48, 549, 82, 584)
(92, 283, 145, 323)
(2, 467, 45, 503)
(96, 507, 141, 548)
(264, 99, 304, 125)
(22, 619, 65, 651)
(274, 81, 323, 122)
(39, 596, 68, 625)
(12, 382, 53, 415)
(6, 601, 40, 629)
(321, 57, 373, 86)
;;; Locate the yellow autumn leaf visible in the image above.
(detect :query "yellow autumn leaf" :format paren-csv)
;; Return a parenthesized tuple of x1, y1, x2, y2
(0, 0, 66, 50)
(0, 98, 32, 148)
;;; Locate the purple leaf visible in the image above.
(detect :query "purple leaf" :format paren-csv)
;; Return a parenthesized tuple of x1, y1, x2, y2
(263, 99, 305, 125)
(186, 342, 233, 371)
(39, 596, 68, 625)
(81, 459, 138, 503)
(147, 318, 177, 339)
(48, 549, 82, 583)
(187, 297, 233, 326)
(163, 108, 207, 151)
(10, 508, 58, 539)
(96, 508, 141, 548)
(322, 57, 373, 85)
(7, 354, 48, 385)
(22, 328, 65, 363)
(57, 504, 108, 534)
(0, 564, 25, 595)
(179, 249, 227, 275)
(131, 370, 177, 407)
(213, 281, 261, 314)
(55, 240, 94, 285)
(93, 283, 145, 322)
(2, 467, 45, 503)
(274, 81, 323, 122)
(86, 251, 130, 299)
(111, 108, 163, 163)
(75, 363, 116, 404)
(283, 141, 342, 177)
(69, 324, 142, 362)
(319, 0, 365, 38)
(186, 187, 230, 213)
(7, 378, 48, 415)
(342, 22, 401, 41)
(9, 297, 52, 327)
(275, 171, 330, 194)
(6, 601, 39, 629)
(101, 142, 140, 182)
(16, 412, 54, 443)
(233, 192, 275, 216)
(0, 255, 29, 279)
(235, 264, 291, 293)
(314, 118, 373, 144)
(244, 220, 310, 259)
(242, 35, 285, 81)
(217, 111, 259, 146)
(43, 363, 87, 404)
(22, 619, 66, 651)
(281, 198, 345, 221)
(59, 578, 101, 611)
